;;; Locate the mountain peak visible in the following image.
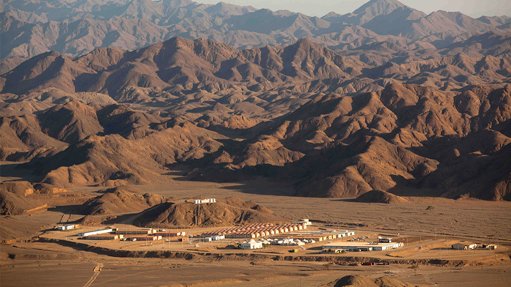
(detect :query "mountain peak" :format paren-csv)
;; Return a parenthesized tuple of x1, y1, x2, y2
(349, 0, 414, 26)
(354, 0, 408, 15)
(322, 11, 341, 20)
(368, 0, 406, 6)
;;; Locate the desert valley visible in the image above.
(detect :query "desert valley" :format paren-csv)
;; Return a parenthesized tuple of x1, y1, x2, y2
(1, 0, 511, 286)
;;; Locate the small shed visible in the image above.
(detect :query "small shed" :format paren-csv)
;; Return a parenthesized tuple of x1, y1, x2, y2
(212, 235, 225, 241)
(56, 224, 79, 231)
(240, 240, 263, 250)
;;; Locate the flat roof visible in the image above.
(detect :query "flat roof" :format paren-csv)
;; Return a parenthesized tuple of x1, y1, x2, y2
(322, 241, 399, 248)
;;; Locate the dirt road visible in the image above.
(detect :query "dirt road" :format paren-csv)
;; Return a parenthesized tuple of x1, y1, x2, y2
(83, 262, 103, 287)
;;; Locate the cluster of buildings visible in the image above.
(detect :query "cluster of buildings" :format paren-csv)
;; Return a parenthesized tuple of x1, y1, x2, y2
(198, 222, 310, 239)
(236, 230, 358, 250)
(54, 217, 500, 258)
(196, 235, 225, 242)
(267, 238, 306, 246)
(238, 238, 303, 250)
(276, 230, 356, 243)
(57, 218, 403, 255)
(57, 220, 404, 255)
(77, 227, 188, 242)
(452, 242, 498, 250)
(321, 236, 403, 253)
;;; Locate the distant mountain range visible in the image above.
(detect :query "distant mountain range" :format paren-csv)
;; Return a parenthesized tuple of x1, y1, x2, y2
(2, 33, 510, 98)
(1, 36, 510, 200)
(0, 0, 510, 201)
(1, 0, 511, 72)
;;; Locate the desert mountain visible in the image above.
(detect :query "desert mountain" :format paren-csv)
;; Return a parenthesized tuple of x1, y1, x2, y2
(32, 121, 223, 186)
(1, 34, 510, 101)
(133, 197, 283, 227)
(0, 36, 509, 200)
(1, 0, 511, 72)
(191, 82, 509, 199)
(82, 187, 165, 215)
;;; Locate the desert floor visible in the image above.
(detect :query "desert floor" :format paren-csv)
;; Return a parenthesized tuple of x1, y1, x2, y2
(1, 176, 511, 286)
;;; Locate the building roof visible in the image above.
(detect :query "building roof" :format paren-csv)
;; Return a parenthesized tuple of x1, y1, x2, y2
(322, 241, 400, 248)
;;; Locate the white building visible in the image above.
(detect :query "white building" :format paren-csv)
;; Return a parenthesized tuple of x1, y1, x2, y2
(299, 219, 312, 226)
(322, 242, 403, 252)
(56, 224, 78, 231)
(273, 238, 306, 246)
(193, 198, 216, 204)
(201, 235, 225, 241)
(240, 240, 263, 250)
(78, 228, 114, 237)
(371, 242, 402, 251)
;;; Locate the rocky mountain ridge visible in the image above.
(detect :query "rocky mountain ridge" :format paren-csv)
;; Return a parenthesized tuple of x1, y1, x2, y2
(2, 0, 511, 73)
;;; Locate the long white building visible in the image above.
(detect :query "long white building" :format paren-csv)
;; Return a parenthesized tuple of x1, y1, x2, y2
(78, 228, 114, 237)
(322, 241, 403, 252)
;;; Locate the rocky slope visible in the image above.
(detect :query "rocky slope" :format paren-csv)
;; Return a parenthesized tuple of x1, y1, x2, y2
(82, 187, 165, 215)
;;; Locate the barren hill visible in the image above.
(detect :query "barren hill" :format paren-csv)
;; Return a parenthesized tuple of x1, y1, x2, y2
(34, 122, 223, 186)
(0, 190, 40, 215)
(134, 197, 283, 227)
(354, 190, 408, 204)
(83, 187, 165, 216)
(0, 181, 41, 215)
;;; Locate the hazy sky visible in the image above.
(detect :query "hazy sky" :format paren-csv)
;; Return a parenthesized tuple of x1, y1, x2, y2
(195, 0, 511, 18)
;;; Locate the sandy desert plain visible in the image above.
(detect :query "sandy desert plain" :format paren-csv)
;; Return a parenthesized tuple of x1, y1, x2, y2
(1, 169, 510, 287)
